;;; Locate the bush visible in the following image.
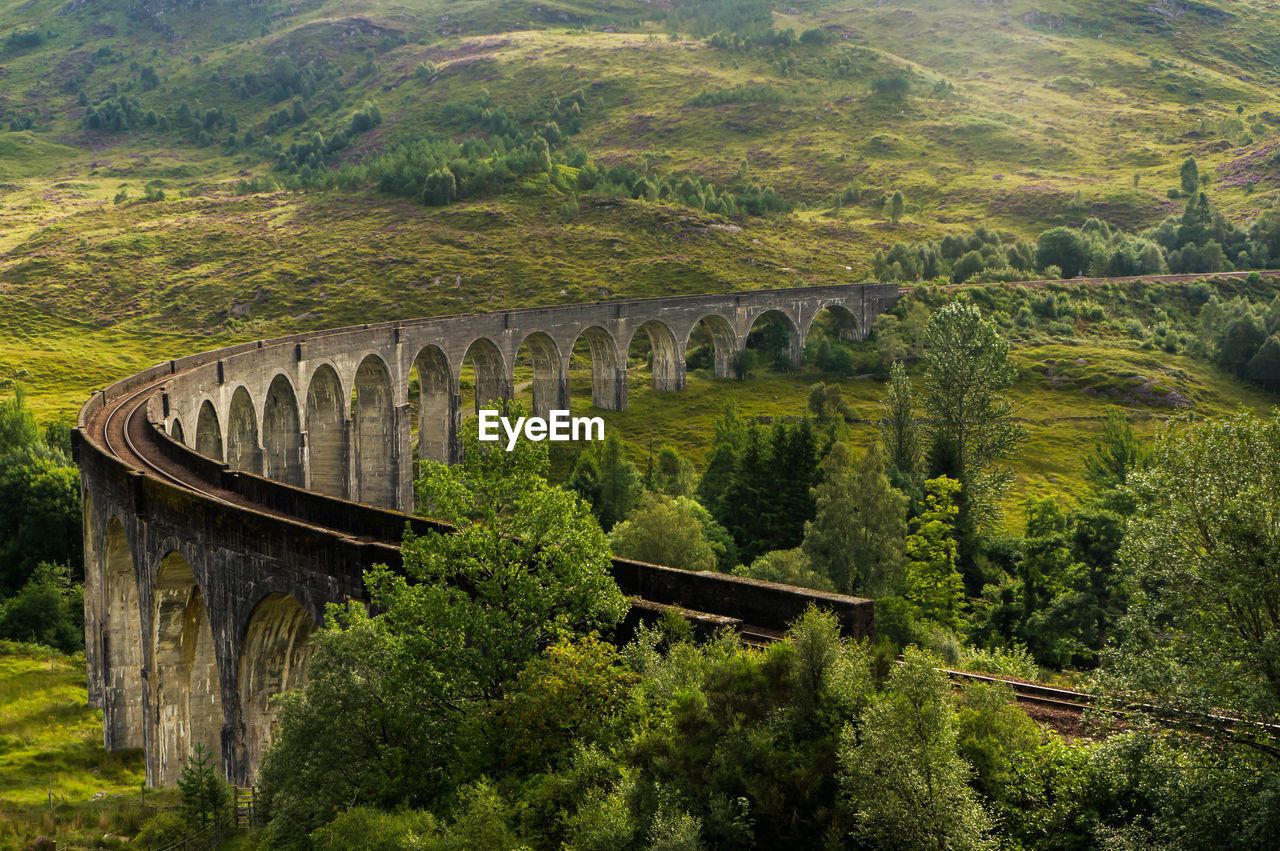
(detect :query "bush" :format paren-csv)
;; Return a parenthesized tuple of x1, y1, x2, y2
(132, 812, 191, 850)
(0, 562, 82, 652)
(961, 643, 1040, 679)
(311, 806, 438, 850)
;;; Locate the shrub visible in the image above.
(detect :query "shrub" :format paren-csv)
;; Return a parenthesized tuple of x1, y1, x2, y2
(962, 643, 1040, 679)
(311, 806, 438, 850)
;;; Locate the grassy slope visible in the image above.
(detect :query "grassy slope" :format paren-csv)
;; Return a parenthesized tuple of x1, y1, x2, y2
(0, 644, 161, 849)
(0, 0, 1277, 464)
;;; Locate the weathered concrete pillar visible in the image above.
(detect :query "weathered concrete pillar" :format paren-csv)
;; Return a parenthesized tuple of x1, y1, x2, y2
(789, 331, 807, 368)
(448, 392, 464, 465)
(299, 430, 311, 489)
(395, 402, 413, 511)
(613, 367, 628, 412)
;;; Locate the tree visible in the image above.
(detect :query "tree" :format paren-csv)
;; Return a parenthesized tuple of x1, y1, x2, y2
(0, 387, 81, 592)
(0, 562, 83, 652)
(920, 302, 1025, 531)
(1180, 156, 1200, 196)
(889, 190, 905, 225)
(1102, 410, 1280, 727)
(258, 411, 627, 843)
(1083, 408, 1148, 509)
(903, 477, 964, 630)
(608, 494, 718, 572)
(179, 744, 230, 827)
(423, 167, 456, 205)
(840, 648, 991, 850)
(1246, 333, 1280, 390)
(651, 445, 696, 498)
(880, 361, 921, 481)
(1035, 227, 1091, 278)
(802, 443, 907, 596)
(592, 431, 641, 530)
(697, 403, 747, 515)
(807, 382, 852, 425)
(734, 547, 833, 591)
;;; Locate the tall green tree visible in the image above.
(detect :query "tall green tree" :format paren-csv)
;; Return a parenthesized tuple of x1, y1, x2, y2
(880, 361, 920, 481)
(1102, 410, 1280, 727)
(903, 476, 965, 631)
(696, 402, 747, 514)
(570, 434, 643, 531)
(840, 648, 991, 849)
(802, 442, 907, 596)
(920, 302, 1026, 531)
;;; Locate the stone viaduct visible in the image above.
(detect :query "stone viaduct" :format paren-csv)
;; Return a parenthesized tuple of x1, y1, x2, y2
(74, 282, 897, 789)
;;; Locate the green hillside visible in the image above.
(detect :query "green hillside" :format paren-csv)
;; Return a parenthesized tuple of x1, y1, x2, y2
(1, 0, 1279, 499)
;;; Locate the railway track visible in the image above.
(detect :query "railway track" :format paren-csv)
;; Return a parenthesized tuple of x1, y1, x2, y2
(941, 668, 1094, 713)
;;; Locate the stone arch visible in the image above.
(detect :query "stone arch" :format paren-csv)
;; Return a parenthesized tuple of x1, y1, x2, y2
(805, 302, 861, 342)
(226, 386, 261, 473)
(627, 319, 682, 391)
(152, 551, 223, 786)
(685, 313, 738, 379)
(746, 308, 804, 369)
(570, 326, 624, 410)
(195, 400, 223, 461)
(410, 345, 452, 470)
(262, 375, 304, 487)
(461, 337, 508, 413)
(169, 418, 185, 444)
(351, 354, 396, 508)
(237, 593, 315, 782)
(305, 364, 346, 498)
(515, 331, 565, 418)
(103, 517, 143, 750)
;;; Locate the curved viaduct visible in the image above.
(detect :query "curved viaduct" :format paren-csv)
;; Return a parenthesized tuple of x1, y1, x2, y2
(74, 283, 896, 789)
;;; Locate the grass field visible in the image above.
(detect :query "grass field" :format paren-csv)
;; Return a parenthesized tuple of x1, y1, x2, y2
(0, 643, 168, 849)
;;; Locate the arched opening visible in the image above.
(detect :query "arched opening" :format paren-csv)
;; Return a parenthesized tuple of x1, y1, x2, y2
(745, 309, 804, 373)
(305, 365, 346, 498)
(262, 375, 303, 487)
(805, 304, 862, 375)
(195, 400, 223, 461)
(351, 355, 395, 508)
(226, 387, 260, 473)
(460, 337, 508, 414)
(409, 346, 452, 473)
(514, 332, 564, 418)
(169, 418, 185, 444)
(627, 320, 681, 392)
(684, 314, 738, 379)
(153, 551, 223, 786)
(103, 517, 143, 750)
(569, 326, 624, 411)
(237, 594, 314, 783)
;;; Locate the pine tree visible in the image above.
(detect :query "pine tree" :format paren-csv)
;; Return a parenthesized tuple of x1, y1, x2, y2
(697, 403, 747, 514)
(595, 431, 639, 531)
(718, 423, 770, 562)
(179, 744, 228, 827)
